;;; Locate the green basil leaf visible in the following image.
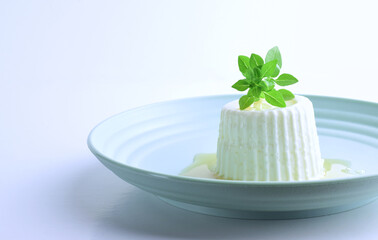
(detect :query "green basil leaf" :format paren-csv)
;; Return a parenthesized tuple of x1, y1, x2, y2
(239, 95, 255, 110)
(278, 89, 295, 100)
(261, 60, 278, 78)
(245, 68, 261, 85)
(248, 86, 262, 98)
(275, 73, 298, 86)
(232, 79, 250, 91)
(265, 46, 282, 68)
(259, 77, 275, 91)
(238, 55, 250, 75)
(249, 53, 264, 69)
(264, 89, 286, 108)
(253, 67, 261, 79)
(265, 46, 282, 77)
(272, 64, 280, 77)
(244, 68, 255, 80)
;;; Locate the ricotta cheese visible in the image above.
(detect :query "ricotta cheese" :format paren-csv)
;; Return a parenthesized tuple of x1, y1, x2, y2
(215, 95, 323, 181)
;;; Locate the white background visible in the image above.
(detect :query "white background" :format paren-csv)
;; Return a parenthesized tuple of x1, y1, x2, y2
(1, 0, 378, 239)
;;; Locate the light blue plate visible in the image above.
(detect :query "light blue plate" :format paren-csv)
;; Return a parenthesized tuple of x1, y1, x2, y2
(88, 95, 378, 219)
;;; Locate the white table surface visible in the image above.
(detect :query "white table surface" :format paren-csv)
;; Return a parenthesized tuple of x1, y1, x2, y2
(1, 1, 378, 239)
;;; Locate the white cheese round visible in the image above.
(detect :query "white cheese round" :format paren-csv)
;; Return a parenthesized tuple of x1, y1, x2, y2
(215, 95, 323, 181)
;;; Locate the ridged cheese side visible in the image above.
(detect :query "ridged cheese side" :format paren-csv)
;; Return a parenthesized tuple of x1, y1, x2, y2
(215, 96, 323, 181)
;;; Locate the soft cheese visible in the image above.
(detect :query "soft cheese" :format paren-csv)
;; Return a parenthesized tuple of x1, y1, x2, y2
(215, 95, 323, 181)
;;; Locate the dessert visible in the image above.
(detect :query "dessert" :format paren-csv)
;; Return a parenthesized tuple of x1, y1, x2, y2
(214, 46, 325, 181)
(180, 46, 364, 181)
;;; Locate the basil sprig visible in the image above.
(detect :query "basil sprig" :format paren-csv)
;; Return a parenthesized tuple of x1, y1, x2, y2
(232, 46, 298, 110)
